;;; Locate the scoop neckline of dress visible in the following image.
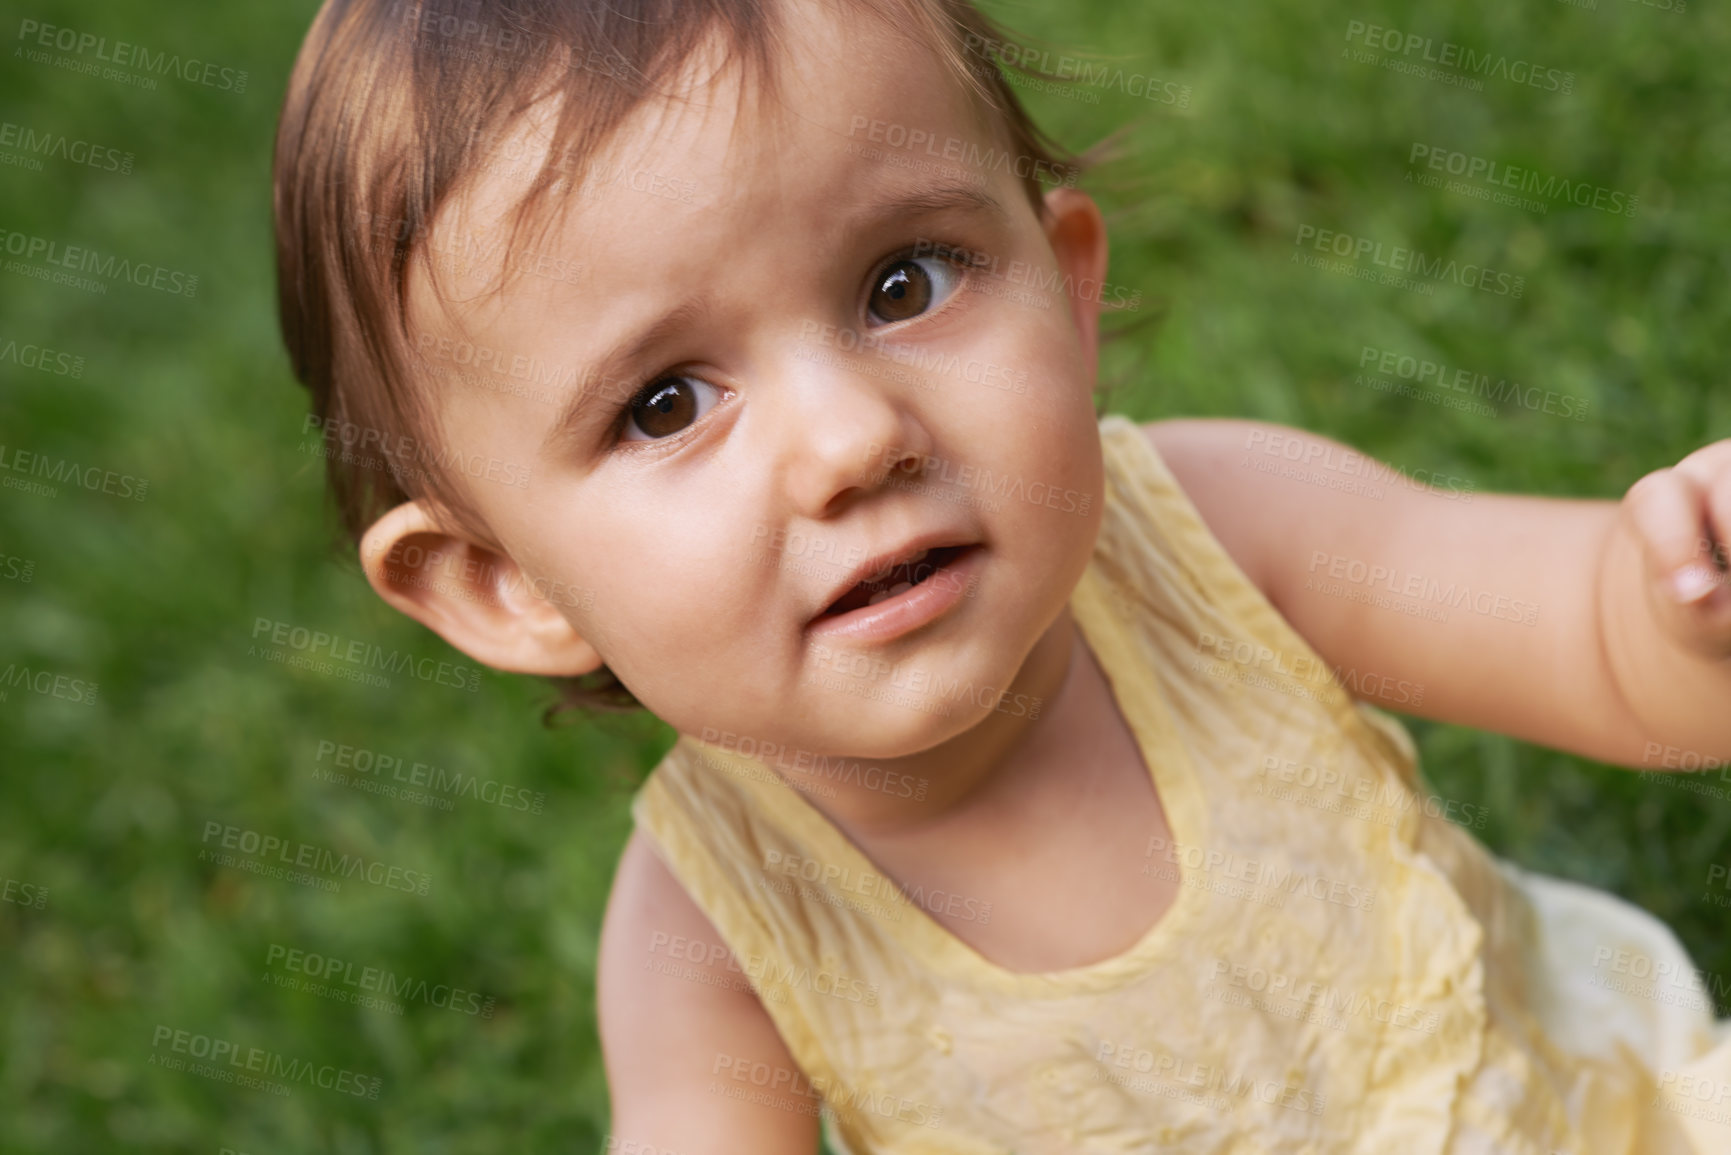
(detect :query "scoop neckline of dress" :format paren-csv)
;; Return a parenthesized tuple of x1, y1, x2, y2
(684, 420, 1212, 995)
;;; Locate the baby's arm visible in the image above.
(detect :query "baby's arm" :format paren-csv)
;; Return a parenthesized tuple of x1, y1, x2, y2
(597, 830, 819, 1155)
(1147, 419, 1731, 768)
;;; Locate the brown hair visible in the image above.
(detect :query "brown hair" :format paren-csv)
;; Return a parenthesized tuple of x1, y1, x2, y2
(273, 0, 1083, 717)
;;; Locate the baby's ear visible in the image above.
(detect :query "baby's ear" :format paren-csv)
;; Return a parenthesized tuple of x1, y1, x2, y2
(1041, 186, 1110, 379)
(358, 501, 604, 677)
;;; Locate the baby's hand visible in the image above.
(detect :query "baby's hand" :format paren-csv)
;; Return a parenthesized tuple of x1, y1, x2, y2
(1622, 439, 1731, 658)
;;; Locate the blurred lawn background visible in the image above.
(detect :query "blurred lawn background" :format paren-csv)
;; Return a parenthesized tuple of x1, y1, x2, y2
(2, 0, 1729, 1150)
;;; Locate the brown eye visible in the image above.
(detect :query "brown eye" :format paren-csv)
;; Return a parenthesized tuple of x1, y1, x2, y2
(866, 255, 963, 326)
(624, 376, 719, 441)
(870, 261, 931, 323)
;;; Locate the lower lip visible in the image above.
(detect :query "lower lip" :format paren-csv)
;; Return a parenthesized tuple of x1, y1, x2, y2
(806, 545, 984, 643)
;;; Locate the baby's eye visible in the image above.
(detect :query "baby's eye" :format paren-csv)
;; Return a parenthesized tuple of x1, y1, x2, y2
(622, 375, 723, 441)
(866, 254, 964, 326)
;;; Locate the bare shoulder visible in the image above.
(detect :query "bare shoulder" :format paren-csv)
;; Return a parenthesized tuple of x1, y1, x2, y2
(1136, 417, 1323, 606)
(1139, 416, 1431, 619)
(1137, 417, 1644, 761)
(602, 826, 735, 961)
(597, 828, 818, 1153)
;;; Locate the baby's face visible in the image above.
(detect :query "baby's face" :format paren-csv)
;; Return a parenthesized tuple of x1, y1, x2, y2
(404, 1, 1106, 758)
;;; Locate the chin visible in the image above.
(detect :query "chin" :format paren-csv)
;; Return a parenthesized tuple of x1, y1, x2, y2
(809, 708, 992, 763)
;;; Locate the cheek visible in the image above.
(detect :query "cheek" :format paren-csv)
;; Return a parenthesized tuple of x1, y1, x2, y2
(581, 514, 767, 655)
(972, 297, 1088, 408)
(987, 383, 1105, 565)
(972, 338, 1101, 484)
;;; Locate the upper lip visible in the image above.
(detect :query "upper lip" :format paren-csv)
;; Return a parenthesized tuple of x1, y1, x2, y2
(810, 531, 975, 622)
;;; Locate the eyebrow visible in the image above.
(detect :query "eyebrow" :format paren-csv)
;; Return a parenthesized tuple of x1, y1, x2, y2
(538, 178, 1007, 459)
(869, 181, 1004, 223)
(536, 297, 713, 460)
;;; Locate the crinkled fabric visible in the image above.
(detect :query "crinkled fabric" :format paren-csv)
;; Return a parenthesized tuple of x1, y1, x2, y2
(631, 415, 1731, 1153)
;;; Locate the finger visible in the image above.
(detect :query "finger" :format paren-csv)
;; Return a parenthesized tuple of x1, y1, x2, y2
(1669, 438, 1731, 484)
(1705, 468, 1731, 577)
(1671, 448, 1731, 585)
(1666, 439, 1731, 602)
(1624, 467, 1722, 605)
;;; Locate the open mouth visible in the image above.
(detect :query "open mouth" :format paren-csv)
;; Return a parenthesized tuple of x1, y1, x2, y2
(815, 544, 974, 620)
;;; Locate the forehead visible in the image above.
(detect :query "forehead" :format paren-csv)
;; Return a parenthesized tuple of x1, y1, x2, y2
(404, 0, 1004, 390)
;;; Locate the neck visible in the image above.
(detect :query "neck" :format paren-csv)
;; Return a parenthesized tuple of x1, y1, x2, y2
(787, 605, 1091, 839)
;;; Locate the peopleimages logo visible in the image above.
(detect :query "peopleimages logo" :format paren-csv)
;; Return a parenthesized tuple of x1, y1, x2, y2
(16, 19, 249, 92)
(249, 616, 482, 693)
(845, 116, 1080, 188)
(302, 414, 532, 489)
(0, 444, 148, 501)
(1356, 345, 1589, 422)
(149, 1025, 380, 1099)
(1408, 143, 1637, 218)
(699, 727, 928, 800)
(0, 227, 197, 296)
(264, 943, 496, 1017)
(805, 642, 1044, 719)
(1143, 834, 1376, 911)
(1293, 224, 1524, 299)
(864, 442, 1094, 516)
(0, 120, 133, 174)
(0, 333, 84, 377)
(2, 876, 48, 909)
(313, 739, 547, 814)
(0, 663, 98, 705)
(1342, 20, 1574, 94)
(1092, 1041, 1327, 1116)
(1241, 428, 1475, 502)
(912, 238, 1142, 310)
(1304, 550, 1540, 627)
(648, 930, 882, 1007)
(962, 32, 1192, 108)
(0, 550, 34, 583)
(198, 820, 433, 896)
(1206, 958, 1443, 1034)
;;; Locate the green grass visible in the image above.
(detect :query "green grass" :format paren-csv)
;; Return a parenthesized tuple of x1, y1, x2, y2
(2, 0, 1729, 1150)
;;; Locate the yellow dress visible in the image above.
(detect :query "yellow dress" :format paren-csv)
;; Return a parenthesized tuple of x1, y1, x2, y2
(630, 414, 1731, 1153)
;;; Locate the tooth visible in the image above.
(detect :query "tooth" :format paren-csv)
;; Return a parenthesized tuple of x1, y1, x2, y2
(907, 549, 928, 564)
(867, 581, 914, 607)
